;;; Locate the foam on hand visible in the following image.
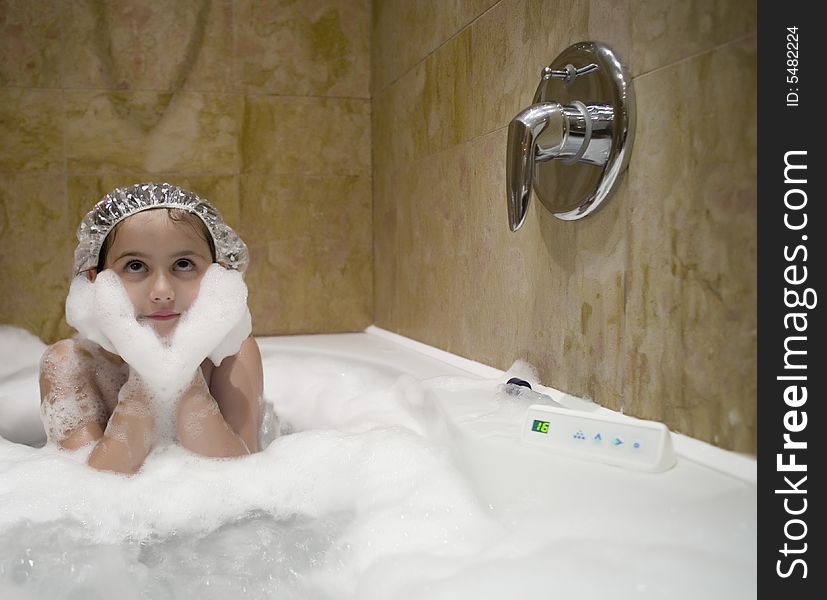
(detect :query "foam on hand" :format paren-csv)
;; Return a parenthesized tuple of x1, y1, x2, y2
(65, 275, 117, 354)
(66, 264, 251, 400)
(63, 265, 251, 441)
(177, 264, 252, 368)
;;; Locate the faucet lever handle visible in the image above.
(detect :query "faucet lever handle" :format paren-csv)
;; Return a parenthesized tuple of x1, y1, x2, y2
(542, 62, 599, 83)
(506, 102, 562, 232)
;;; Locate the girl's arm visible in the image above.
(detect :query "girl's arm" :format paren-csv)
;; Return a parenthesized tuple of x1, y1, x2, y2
(39, 339, 153, 474)
(87, 371, 155, 474)
(176, 336, 263, 456)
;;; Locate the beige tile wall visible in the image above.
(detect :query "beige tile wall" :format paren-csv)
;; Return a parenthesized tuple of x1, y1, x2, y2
(372, 0, 757, 453)
(0, 0, 372, 341)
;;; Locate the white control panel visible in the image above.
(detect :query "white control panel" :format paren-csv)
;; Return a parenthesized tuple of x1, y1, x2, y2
(521, 404, 676, 472)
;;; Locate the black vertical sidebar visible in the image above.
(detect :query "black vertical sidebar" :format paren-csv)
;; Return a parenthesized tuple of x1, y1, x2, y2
(757, 1, 823, 598)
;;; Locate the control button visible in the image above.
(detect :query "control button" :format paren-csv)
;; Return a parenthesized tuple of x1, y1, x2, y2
(593, 433, 603, 444)
(632, 441, 642, 451)
(573, 430, 586, 441)
(612, 437, 624, 447)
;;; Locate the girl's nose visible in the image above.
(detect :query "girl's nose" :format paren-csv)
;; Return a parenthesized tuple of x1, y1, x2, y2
(150, 272, 175, 302)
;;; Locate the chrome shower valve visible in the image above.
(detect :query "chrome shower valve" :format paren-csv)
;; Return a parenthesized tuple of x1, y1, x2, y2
(506, 42, 635, 230)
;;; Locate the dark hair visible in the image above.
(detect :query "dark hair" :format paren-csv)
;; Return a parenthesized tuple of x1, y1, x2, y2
(96, 208, 217, 272)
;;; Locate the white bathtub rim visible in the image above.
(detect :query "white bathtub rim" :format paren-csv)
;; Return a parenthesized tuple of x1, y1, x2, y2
(669, 432, 756, 483)
(364, 325, 757, 484)
(0, 324, 756, 483)
(364, 325, 505, 379)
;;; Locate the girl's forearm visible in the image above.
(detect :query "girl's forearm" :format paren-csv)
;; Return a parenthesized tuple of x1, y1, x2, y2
(87, 401, 154, 474)
(87, 373, 155, 475)
(176, 380, 249, 458)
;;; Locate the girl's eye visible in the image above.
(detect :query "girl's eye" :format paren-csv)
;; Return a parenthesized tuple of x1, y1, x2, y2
(174, 259, 195, 271)
(124, 260, 146, 273)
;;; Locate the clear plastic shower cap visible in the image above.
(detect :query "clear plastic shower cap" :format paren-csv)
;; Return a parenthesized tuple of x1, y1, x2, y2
(73, 182, 249, 275)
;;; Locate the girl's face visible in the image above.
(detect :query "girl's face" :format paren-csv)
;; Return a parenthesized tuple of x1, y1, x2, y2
(101, 210, 214, 337)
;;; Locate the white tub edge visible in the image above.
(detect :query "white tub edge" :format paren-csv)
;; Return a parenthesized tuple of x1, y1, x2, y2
(364, 325, 757, 484)
(670, 432, 757, 483)
(364, 326, 505, 379)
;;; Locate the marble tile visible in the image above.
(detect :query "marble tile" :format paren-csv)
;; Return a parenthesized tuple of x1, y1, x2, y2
(238, 173, 370, 247)
(60, 0, 235, 92)
(371, 27, 472, 172)
(456, 129, 534, 368)
(0, 88, 64, 172)
(470, 0, 573, 140)
(417, 28, 473, 158)
(470, 0, 633, 140)
(0, 0, 62, 88)
(0, 173, 72, 343)
(384, 122, 627, 412)
(625, 36, 757, 452)
(241, 95, 370, 176)
(459, 127, 628, 410)
(631, 0, 756, 75)
(371, 0, 497, 95)
(369, 87, 393, 186)
(240, 173, 372, 335)
(491, 178, 630, 412)
(236, 0, 369, 98)
(563, 178, 629, 410)
(65, 90, 240, 174)
(246, 239, 372, 335)
(393, 144, 471, 351)
(472, 0, 631, 140)
(371, 163, 397, 330)
(585, 0, 632, 69)
(370, 67, 419, 178)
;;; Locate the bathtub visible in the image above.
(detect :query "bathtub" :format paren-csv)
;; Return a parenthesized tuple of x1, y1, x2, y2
(0, 325, 757, 599)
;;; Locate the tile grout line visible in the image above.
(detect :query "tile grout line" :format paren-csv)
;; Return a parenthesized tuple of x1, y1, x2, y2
(632, 30, 758, 80)
(372, 0, 505, 97)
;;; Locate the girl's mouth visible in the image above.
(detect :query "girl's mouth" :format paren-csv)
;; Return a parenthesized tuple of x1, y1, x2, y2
(147, 311, 179, 321)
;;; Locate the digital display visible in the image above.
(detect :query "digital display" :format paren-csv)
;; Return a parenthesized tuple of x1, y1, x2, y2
(531, 419, 550, 434)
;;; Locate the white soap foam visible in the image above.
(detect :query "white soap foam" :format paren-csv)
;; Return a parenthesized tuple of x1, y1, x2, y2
(64, 265, 252, 441)
(0, 328, 756, 599)
(67, 265, 250, 397)
(0, 326, 46, 381)
(0, 364, 506, 599)
(0, 332, 524, 597)
(503, 359, 541, 386)
(0, 326, 47, 445)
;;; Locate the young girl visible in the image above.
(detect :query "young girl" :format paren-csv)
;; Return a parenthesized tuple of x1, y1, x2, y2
(39, 183, 263, 475)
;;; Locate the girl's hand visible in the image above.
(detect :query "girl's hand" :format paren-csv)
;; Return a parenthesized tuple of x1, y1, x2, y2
(175, 369, 250, 458)
(87, 368, 156, 474)
(90, 266, 251, 397)
(171, 264, 251, 368)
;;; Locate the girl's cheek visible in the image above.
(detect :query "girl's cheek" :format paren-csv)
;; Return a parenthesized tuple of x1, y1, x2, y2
(121, 285, 143, 312)
(183, 285, 201, 311)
